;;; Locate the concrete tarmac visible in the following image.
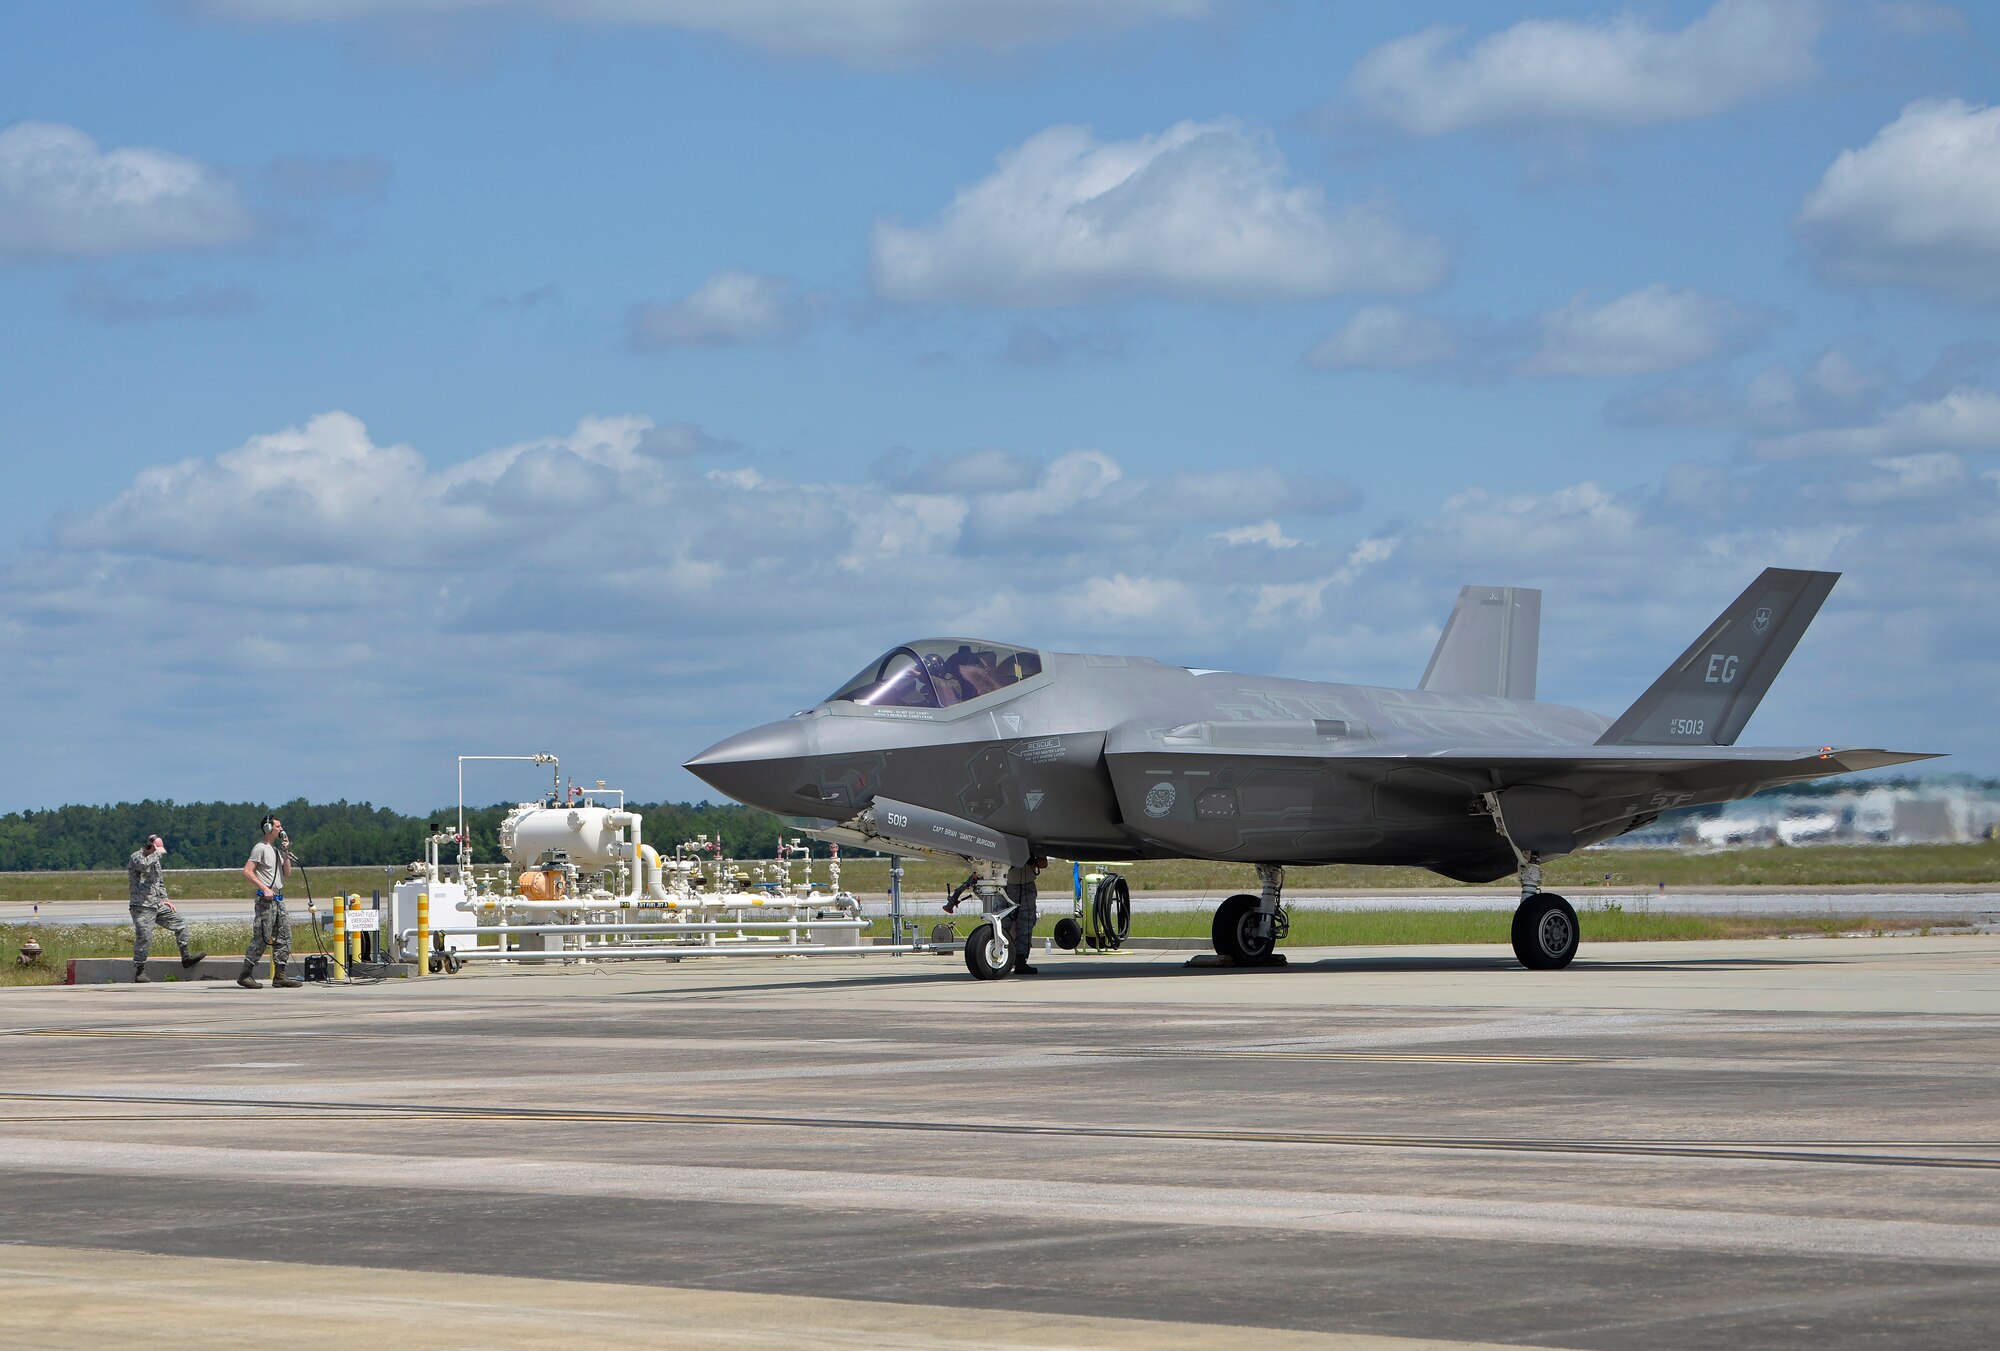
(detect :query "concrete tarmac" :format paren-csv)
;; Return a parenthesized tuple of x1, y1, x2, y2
(2, 934, 1998, 1349)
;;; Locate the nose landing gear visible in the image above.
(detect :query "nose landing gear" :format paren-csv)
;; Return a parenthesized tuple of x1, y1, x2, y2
(949, 862, 1018, 981)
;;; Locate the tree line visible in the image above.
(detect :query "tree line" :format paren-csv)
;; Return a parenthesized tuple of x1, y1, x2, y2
(0, 798, 804, 871)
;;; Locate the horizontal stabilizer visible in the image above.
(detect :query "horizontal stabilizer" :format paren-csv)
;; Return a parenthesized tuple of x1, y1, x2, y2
(1599, 569, 1837, 747)
(1421, 586, 1540, 700)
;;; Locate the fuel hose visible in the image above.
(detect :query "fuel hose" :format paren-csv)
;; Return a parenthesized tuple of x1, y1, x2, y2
(1091, 873, 1131, 949)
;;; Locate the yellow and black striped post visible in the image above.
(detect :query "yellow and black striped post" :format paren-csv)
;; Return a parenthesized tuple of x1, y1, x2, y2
(416, 891, 429, 977)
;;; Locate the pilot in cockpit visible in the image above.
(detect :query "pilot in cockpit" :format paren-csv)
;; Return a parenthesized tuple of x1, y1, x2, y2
(926, 653, 971, 706)
(944, 646, 1009, 699)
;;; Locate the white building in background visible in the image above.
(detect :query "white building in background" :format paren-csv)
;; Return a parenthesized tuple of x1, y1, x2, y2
(1610, 781, 2000, 850)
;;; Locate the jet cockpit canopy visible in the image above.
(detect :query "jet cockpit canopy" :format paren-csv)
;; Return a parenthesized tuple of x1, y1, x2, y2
(828, 639, 1044, 710)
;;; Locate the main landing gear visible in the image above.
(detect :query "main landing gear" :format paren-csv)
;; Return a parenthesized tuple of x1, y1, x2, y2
(1211, 864, 1289, 965)
(1485, 796, 1581, 969)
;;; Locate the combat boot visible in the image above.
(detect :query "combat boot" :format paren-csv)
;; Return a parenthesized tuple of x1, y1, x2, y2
(272, 971, 305, 989)
(133, 963, 152, 983)
(237, 964, 263, 989)
(181, 951, 206, 969)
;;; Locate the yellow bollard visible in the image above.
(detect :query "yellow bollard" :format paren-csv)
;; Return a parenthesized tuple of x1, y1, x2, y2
(331, 896, 346, 980)
(416, 891, 429, 977)
(346, 895, 361, 973)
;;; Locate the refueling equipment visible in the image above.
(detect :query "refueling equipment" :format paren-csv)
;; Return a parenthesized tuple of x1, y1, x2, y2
(381, 752, 940, 969)
(1053, 862, 1130, 952)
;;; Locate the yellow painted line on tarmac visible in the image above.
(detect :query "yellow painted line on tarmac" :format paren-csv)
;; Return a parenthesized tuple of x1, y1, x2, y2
(1079, 1048, 1613, 1065)
(3, 1028, 372, 1040)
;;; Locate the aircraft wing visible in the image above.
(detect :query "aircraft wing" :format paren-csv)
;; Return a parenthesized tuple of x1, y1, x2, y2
(1404, 743, 1937, 776)
(1104, 727, 1939, 863)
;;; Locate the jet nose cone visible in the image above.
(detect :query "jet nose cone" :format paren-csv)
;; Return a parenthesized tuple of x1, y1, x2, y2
(684, 719, 815, 814)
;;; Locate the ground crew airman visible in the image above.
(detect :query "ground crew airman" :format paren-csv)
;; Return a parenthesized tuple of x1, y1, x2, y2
(1005, 855, 1046, 975)
(127, 834, 203, 981)
(238, 816, 302, 989)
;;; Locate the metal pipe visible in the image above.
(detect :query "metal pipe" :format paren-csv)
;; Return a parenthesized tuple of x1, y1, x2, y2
(400, 920, 866, 939)
(447, 943, 930, 961)
(457, 752, 558, 843)
(453, 896, 808, 913)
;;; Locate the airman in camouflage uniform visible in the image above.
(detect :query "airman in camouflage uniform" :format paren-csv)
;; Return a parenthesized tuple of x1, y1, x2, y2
(1004, 855, 1046, 976)
(239, 816, 303, 989)
(127, 835, 203, 981)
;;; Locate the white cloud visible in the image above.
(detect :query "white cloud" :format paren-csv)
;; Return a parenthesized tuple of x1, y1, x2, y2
(6, 406, 1997, 804)
(1065, 574, 1197, 624)
(1520, 285, 1771, 377)
(1348, 0, 1821, 136)
(1842, 452, 1971, 505)
(194, 0, 1210, 65)
(1306, 305, 1455, 370)
(870, 119, 1447, 306)
(628, 270, 806, 348)
(1796, 99, 2000, 304)
(1752, 387, 2000, 459)
(1609, 346, 1916, 436)
(1869, 2, 1972, 37)
(4, 413, 1361, 796)
(1212, 521, 1299, 549)
(0, 121, 255, 259)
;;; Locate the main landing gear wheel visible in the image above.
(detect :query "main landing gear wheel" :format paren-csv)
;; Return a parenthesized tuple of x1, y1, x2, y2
(1212, 893, 1278, 964)
(965, 921, 1013, 980)
(1511, 893, 1579, 969)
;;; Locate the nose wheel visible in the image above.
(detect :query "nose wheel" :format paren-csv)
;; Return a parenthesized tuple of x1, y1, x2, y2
(964, 921, 1013, 980)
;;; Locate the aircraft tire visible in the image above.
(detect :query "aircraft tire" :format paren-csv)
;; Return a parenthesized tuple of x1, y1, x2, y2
(1511, 893, 1579, 969)
(1212, 893, 1277, 963)
(965, 922, 1013, 980)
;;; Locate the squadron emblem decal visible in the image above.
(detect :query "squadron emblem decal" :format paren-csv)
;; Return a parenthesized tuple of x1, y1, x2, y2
(1143, 781, 1177, 817)
(1752, 606, 1773, 633)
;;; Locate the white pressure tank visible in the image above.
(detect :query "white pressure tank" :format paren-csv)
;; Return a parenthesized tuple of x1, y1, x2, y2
(500, 805, 626, 869)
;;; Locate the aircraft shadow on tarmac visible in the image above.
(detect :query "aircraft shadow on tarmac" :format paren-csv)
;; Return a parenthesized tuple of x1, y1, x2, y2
(608, 949, 1826, 997)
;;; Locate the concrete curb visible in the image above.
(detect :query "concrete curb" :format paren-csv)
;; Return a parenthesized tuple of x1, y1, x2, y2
(65, 956, 416, 985)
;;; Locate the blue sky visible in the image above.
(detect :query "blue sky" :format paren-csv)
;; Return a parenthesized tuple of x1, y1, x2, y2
(2, 0, 1996, 814)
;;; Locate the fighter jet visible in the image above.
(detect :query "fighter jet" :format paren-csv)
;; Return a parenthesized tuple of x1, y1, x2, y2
(686, 569, 1935, 978)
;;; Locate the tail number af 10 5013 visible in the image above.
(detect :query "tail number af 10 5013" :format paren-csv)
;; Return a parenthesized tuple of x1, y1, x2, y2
(1670, 718, 1706, 737)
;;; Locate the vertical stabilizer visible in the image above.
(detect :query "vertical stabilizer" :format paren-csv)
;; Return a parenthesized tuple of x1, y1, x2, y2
(1420, 586, 1541, 700)
(1597, 568, 1838, 746)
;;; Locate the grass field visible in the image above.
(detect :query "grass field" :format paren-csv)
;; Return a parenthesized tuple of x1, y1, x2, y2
(2, 922, 269, 989)
(9, 841, 1999, 906)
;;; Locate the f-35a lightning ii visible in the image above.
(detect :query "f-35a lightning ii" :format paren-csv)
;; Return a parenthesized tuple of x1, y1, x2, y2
(686, 569, 1935, 978)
